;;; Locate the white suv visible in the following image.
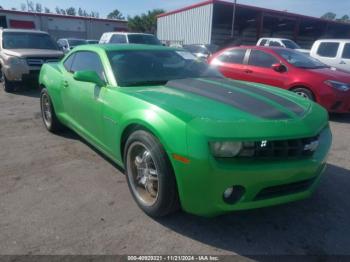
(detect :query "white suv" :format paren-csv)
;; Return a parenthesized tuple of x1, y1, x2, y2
(310, 39, 350, 72)
(99, 32, 162, 46)
(257, 38, 310, 54)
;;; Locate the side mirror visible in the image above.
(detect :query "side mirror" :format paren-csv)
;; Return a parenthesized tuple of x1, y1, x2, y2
(272, 63, 287, 73)
(73, 71, 106, 87)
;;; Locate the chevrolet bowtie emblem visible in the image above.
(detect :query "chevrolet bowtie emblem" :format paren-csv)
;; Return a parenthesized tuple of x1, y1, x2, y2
(304, 140, 319, 152)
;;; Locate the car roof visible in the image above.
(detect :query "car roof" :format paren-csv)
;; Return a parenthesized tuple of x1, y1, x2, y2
(73, 44, 178, 52)
(1, 28, 48, 34)
(314, 39, 350, 43)
(228, 45, 286, 51)
(103, 32, 154, 36)
(259, 37, 292, 41)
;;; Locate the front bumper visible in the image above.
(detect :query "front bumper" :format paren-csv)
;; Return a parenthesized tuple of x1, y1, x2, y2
(3, 63, 40, 83)
(172, 127, 332, 217)
(318, 89, 350, 113)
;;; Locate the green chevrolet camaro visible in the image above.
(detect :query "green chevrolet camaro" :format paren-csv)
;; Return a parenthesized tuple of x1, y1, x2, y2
(39, 44, 332, 217)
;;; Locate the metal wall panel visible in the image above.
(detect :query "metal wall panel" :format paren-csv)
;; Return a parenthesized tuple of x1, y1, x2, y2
(157, 4, 213, 45)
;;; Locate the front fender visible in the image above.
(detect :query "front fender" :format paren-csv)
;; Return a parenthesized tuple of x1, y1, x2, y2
(118, 108, 188, 161)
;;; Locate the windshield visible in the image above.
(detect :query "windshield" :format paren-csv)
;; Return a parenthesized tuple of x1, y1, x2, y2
(281, 40, 300, 49)
(107, 50, 223, 86)
(127, 34, 162, 45)
(68, 39, 87, 47)
(275, 49, 327, 69)
(3, 32, 58, 50)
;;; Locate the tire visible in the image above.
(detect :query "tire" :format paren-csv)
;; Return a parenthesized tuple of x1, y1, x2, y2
(124, 130, 180, 217)
(292, 87, 315, 101)
(40, 88, 64, 133)
(1, 71, 15, 93)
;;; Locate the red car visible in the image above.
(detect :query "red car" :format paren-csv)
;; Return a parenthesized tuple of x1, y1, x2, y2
(209, 46, 350, 113)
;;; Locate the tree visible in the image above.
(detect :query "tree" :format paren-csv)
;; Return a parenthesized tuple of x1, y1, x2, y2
(78, 8, 83, 16)
(321, 12, 337, 20)
(21, 3, 26, 11)
(107, 9, 125, 20)
(35, 3, 42, 13)
(338, 15, 350, 22)
(128, 9, 165, 34)
(44, 7, 50, 13)
(60, 9, 66, 15)
(66, 7, 76, 16)
(55, 7, 60, 14)
(27, 1, 34, 11)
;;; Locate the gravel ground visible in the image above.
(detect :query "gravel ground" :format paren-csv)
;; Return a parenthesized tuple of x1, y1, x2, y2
(0, 87, 349, 257)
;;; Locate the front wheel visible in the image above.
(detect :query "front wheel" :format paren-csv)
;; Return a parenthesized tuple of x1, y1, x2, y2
(124, 130, 179, 217)
(1, 72, 15, 93)
(40, 88, 64, 133)
(292, 87, 315, 101)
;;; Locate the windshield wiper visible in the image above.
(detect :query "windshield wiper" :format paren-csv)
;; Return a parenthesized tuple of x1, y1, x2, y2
(124, 80, 168, 87)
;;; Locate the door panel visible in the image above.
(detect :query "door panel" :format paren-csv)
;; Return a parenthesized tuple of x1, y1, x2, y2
(245, 49, 288, 89)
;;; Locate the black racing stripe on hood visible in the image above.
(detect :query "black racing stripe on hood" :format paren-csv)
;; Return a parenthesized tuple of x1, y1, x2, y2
(212, 78, 306, 116)
(166, 78, 291, 120)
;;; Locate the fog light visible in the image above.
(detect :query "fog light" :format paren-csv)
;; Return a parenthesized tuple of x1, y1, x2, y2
(223, 185, 245, 204)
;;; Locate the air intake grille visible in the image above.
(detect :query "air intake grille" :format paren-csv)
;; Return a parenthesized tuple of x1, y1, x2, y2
(26, 57, 60, 67)
(239, 135, 320, 159)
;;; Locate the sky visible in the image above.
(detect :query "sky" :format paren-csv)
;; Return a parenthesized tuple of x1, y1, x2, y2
(0, 0, 350, 19)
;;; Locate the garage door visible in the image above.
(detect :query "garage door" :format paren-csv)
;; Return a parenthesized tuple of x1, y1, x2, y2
(9, 20, 35, 29)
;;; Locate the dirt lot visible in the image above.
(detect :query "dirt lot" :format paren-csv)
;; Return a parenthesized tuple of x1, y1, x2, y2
(0, 87, 350, 257)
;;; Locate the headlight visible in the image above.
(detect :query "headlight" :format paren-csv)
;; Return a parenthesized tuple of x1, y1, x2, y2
(210, 142, 243, 158)
(325, 80, 350, 92)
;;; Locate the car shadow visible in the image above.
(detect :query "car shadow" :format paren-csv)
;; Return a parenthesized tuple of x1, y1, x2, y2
(10, 85, 41, 98)
(154, 164, 350, 256)
(58, 128, 125, 174)
(329, 113, 350, 124)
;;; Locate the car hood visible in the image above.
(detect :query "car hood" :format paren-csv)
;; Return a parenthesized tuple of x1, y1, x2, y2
(307, 67, 350, 82)
(122, 78, 328, 139)
(2, 49, 63, 58)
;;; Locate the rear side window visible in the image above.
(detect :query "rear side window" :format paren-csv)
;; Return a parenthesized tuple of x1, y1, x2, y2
(317, 42, 339, 58)
(259, 39, 267, 46)
(110, 34, 127, 44)
(269, 41, 282, 47)
(217, 49, 246, 64)
(248, 50, 278, 68)
(63, 54, 75, 71)
(70, 51, 105, 80)
(342, 43, 350, 59)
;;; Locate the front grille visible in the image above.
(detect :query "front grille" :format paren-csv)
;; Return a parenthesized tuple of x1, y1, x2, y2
(26, 57, 60, 67)
(239, 135, 320, 159)
(254, 178, 316, 201)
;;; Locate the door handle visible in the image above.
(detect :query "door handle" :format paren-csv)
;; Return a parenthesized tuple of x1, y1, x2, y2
(63, 81, 69, 88)
(244, 69, 253, 73)
(340, 60, 346, 65)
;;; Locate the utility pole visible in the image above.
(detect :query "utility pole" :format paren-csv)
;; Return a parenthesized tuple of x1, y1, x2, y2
(231, 0, 237, 38)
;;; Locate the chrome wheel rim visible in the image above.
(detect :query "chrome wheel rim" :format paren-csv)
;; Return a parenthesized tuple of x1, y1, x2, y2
(127, 142, 159, 206)
(296, 91, 309, 99)
(41, 93, 52, 128)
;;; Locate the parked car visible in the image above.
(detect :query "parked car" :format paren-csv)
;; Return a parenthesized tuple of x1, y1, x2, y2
(209, 46, 350, 113)
(86, 40, 99, 44)
(39, 44, 331, 217)
(99, 32, 162, 45)
(0, 28, 63, 92)
(257, 38, 310, 55)
(310, 39, 350, 72)
(183, 44, 219, 59)
(57, 38, 87, 53)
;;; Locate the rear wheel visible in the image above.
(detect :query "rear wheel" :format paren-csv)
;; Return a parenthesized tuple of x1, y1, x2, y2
(40, 88, 64, 133)
(124, 130, 179, 217)
(292, 87, 315, 101)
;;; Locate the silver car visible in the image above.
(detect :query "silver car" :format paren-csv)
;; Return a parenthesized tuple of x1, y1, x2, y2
(0, 29, 63, 92)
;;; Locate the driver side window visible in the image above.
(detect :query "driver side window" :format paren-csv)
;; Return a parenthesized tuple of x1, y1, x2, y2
(70, 51, 106, 80)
